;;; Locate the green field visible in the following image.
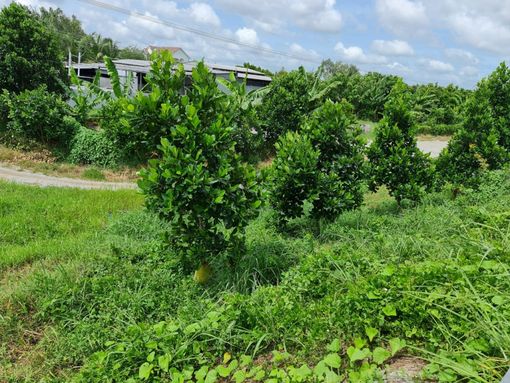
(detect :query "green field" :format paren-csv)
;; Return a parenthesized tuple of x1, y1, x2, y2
(1, 174, 509, 382)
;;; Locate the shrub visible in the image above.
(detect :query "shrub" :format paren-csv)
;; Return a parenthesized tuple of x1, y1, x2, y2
(138, 60, 262, 272)
(304, 100, 366, 220)
(218, 74, 267, 163)
(271, 100, 366, 223)
(367, 80, 434, 204)
(101, 53, 186, 163)
(68, 126, 121, 168)
(3, 86, 76, 149)
(415, 123, 461, 136)
(271, 131, 319, 224)
(438, 65, 510, 186)
(259, 67, 315, 145)
(0, 89, 8, 132)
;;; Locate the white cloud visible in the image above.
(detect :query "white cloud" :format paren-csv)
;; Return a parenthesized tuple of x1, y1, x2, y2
(420, 59, 454, 73)
(371, 39, 414, 56)
(444, 48, 479, 65)
(387, 62, 410, 72)
(235, 27, 259, 45)
(289, 43, 321, 61)
(447, 12, 510, 55)
(189, 3, 221, 27)
(215, 0, 343, 33)
(375, 0, 428, 36)
(459, 65, 478, 77)
(335, 42, 387, 65)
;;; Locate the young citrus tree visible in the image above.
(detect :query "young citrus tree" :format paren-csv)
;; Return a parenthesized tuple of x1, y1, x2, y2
(138, 56, 262, 275)
(271, 131, 319, 225)
(271, 100, 366, 224)
(367, 80, 434, 204)
(304, 100, 366, 220)
(438, 62, 510, 186)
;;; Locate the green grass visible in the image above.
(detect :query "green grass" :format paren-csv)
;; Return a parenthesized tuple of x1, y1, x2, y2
(1, 174, 510, 382)
(0, 181, 142, 270)
(81, 168, 106, 181)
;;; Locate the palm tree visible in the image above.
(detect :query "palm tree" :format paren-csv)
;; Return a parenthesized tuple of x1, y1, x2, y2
(79, 33, 119, 62)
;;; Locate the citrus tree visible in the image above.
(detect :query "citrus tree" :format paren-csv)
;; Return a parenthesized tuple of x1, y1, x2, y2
(367, 80, 434, 204)
(138, 55, 262, 274)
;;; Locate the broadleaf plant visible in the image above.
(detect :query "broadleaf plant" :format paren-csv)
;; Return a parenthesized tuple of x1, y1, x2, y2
(138, 55, 262, 273)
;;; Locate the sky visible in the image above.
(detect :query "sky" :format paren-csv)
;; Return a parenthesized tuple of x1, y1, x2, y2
(2, 0, 510, 88)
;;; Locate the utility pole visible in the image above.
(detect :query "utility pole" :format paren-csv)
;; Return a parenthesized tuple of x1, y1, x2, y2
(77, 51, 81, 77)
(68, 48, 72, 76)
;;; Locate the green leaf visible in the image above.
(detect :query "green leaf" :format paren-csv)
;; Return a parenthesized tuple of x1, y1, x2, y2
(205, 368, 218, 382)
(372, 347, 391, 365)
(382, 265, 395, 276)
(347, 347, 372, 363)
(138, 362, 153, 380)
(195, 366, 208, 382)
(327, 339, 341, 352)
(313, 360, 330, 377)
(354, 337, 366, 349)
(365, 327, 379, 342)
(158, 353, 171, 372)
(323, 353, 341, 368)
(293, 364, 312, 379)
(233, 370, 247, 383)
(389, 338, 406, 356)
(382, 304, 397, 317)
(492, 295, 504, 305)
(325, 370, 340, 383)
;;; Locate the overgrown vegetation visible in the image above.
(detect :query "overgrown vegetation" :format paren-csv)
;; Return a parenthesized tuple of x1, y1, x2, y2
(2, 170, 510, 382)
(2, 3, 510, 382)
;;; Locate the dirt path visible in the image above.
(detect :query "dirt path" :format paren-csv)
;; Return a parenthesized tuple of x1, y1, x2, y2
(417, 140, 448, 157)
(0, 165, 137, 190)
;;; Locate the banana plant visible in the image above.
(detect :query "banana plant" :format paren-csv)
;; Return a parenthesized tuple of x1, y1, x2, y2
(67, 67, 110, 123)
(67, 56, 135, 124)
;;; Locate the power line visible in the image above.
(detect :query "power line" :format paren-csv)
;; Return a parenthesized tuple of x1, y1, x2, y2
(76, 0, 321, 64)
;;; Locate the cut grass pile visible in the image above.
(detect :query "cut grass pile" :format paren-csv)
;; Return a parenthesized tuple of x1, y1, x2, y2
(0, 172, 509, 382)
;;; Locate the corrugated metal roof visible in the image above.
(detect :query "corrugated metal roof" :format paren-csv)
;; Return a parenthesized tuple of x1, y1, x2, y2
(67, 60, 271, 83)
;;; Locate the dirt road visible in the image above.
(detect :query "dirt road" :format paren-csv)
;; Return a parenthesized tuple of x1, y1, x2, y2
(0, 165, 137, 190)
(417, 140, 448, 157)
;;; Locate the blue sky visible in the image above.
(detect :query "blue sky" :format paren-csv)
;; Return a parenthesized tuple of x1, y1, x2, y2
(3, 0, 510, 88)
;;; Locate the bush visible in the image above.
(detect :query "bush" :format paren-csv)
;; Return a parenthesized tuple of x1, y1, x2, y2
(271, 131, 319, 224)
(259, 67, 315, 145)
(415, 123, 461, 136)
(101, 54, 186, 163)
(438, 65, 510, 186)
(0, 89, 9, 132)
(3, 86, 76, 149)
(68, 126, 121, 168)
(219, 75, 267, 163)
(271, 100, 366, 223)
(138, 59, 262, 272)
(368, 80, 435, 204)
(304, 100, 366, 220)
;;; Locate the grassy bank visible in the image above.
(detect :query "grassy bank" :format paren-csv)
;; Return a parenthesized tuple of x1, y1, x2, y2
(0, 145, 139, 183)
(1, 173, 509, 382)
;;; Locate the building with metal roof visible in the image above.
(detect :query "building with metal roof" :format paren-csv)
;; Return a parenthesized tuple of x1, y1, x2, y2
(68, 59, 271, 93)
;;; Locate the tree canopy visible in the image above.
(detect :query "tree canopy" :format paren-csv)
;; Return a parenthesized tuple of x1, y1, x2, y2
(0, 2, 67, 93)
